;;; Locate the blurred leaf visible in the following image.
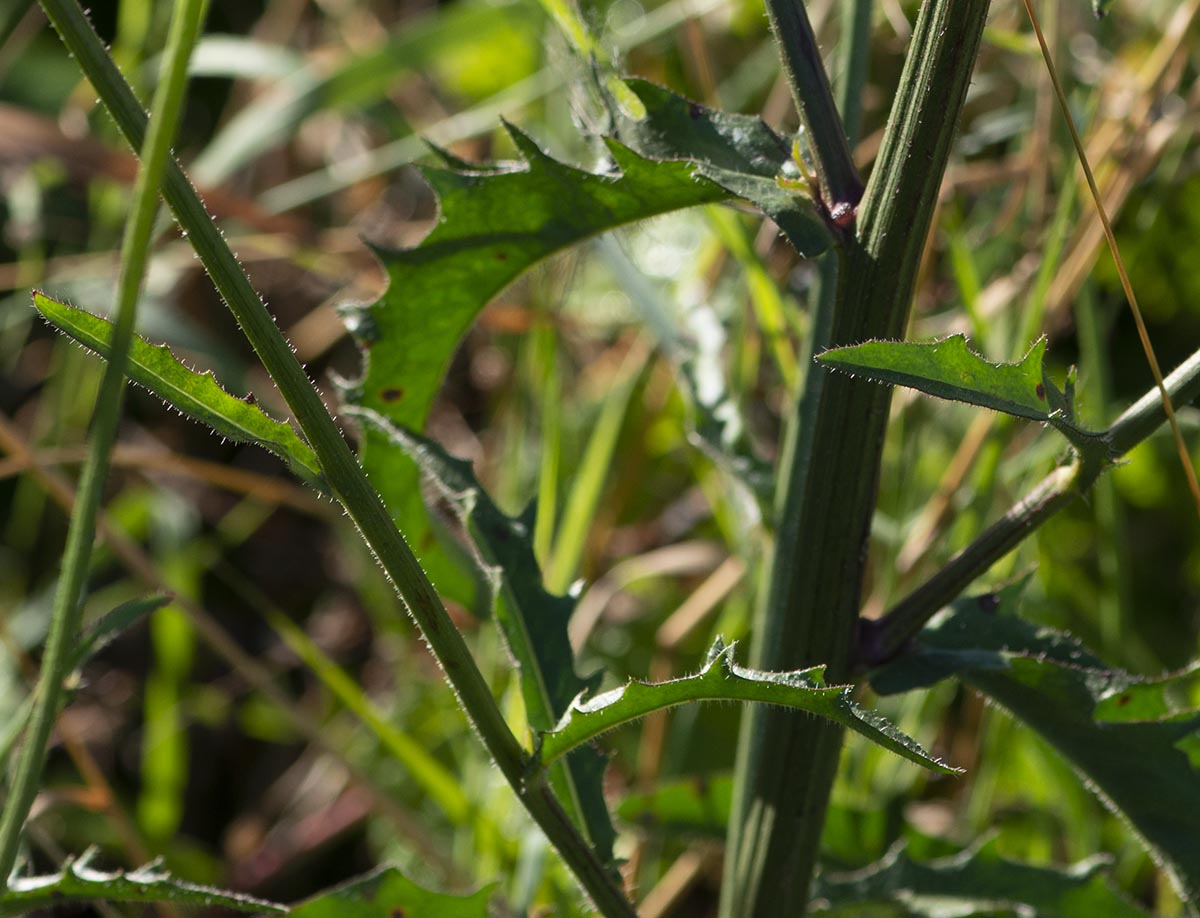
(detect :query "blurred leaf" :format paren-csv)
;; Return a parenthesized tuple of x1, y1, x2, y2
(608, 79, 833, 257)
(347, 126, 728, 605)
(812, 838, 1147, 917)
(617, 773, 732, 838)
(289, 867, 492, 918)
(540, 637, 959, 774)
(70, 594, 169, 671)
(0, 849, 284, 916)
(193, 0, 543, 183)
(33, 293, 325, 486)
(816, 335, 1115, 462)
(872, 586, 1200, 907)
(351, 412, 616, 866)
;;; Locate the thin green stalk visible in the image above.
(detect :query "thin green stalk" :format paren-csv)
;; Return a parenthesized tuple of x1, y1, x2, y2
(36, 1, 634, 912)
(722, 1, 991, 913)
(762, 0, 862, 210)
(0, 0, 206, 879)
(836, 0, 872, 147)
(0, 0, 36, 50)
(862, 339, 1200, 665)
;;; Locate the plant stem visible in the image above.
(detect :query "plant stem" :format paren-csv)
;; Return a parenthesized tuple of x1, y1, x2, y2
(762, 0, 862, 210)
(721, 2, 990, 913)
(862, 339, 1200, 665)
(36, 1, 634, 912)
(0, 0, 206, 879)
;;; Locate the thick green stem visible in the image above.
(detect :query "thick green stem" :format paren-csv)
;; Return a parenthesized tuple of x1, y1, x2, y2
(721, 2, 991, 913)
(35, 1, 633, 912)
(0, 0, 206, 879)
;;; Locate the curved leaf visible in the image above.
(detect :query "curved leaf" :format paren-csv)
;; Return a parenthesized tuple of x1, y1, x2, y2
(813, 838, 1147, 917)
(33, 293, 324, 486)
(289, 867, 492, 918)
(539, 638, 958, 774)
(872, 586, 1200, 909)
(609, 79, 833, 257)
(816, 334, 1116, 464)
(349, 411, 616, 866)
(345, 126, 730, 603)
(0, 849, 284, 916)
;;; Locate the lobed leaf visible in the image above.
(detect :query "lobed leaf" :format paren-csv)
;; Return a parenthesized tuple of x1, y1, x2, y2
(0, 849, 284, 916)
(33, 293, 324, 486)
(349, 410, 617, 866)
(289, 866, 492, 918)
(812, 838, 1147, 917)
(539, 638, 958, 774)
(872, 585, 1200, 909)
(608, 79, 833, 257)
(345, 126, 730, 603)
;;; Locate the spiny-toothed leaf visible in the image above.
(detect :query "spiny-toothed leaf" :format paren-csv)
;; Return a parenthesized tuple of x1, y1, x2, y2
(608, 79, 833, 257)
(33, 293, 324, 486)
(812, 838, 1148, 917)
(345, 128, 730, 606)
(871, 586, 1200, 907)
(349, 410, 617, 867)
(0, 849, 285, 916)
(70, 595, 170, 671)
(539, 637, 958, 775)
(288, 867, 492, 918)
(816, 334, 1115, 463)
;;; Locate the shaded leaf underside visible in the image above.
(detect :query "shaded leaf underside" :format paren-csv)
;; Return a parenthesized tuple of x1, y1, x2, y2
(351, 411, 616, 866)
(872, 585, 1200, 907)
(813, 838, 1147, 917)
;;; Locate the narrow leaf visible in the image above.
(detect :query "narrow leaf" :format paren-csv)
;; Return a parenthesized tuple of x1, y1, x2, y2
(349, 410, 617, 866)
(70, 595, 170, 671)
(34, 293, 324, 486)
(813, 838, 1148, 917)
(816, 334, 1116, 463)
(0, 849, 284, 916)
(872, 586, 1200, 907)
(540, 638, 958, 774)
(289, 867, 491, 918)
(608, 79, 833, 257)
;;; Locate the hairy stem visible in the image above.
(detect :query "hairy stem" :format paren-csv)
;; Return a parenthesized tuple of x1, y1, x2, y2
(36, 1, 634, 912)
(722, 1, 991, 913)
(0, 0, 206, 878)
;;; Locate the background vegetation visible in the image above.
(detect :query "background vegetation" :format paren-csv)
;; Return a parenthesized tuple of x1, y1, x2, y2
(0, 0, 1197, 913)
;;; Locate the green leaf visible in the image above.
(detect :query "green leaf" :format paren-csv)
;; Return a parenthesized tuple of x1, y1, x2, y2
(539, 637, 958, 774)
(812, 838, 1148, 917)
(608, 79, 833, 257)
(70, 595, 170, 671)
(1092, 0, 1113, 18)
(349, 411, 617, 866)
(0, 849, 284, 916)
(289, 867, 492, 918)
(345, 125, 730, 605)
(816, 335, 1115, 463)
(33, 293, 324, 486)
(871, 586, 1200, 907)
(617, 773, 732, 839)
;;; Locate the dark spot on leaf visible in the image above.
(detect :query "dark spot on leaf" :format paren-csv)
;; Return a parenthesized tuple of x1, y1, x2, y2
(392, 910, 405, 918)
(977, 593, 1000, 614)
(1115, 693, 1132, 706)
(689, 102, 705, 119)
(496, 251, 508, 260)
(380, 387, 404, 403)
(1036, 383, 1046, 400)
